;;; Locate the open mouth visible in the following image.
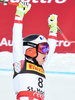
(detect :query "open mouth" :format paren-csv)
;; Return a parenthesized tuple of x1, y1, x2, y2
(43, 57, 46, 61)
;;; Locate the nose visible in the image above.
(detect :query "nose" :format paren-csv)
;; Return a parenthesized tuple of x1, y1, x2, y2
(45, 52, 48, 55)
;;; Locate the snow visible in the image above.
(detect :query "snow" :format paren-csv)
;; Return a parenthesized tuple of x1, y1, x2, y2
(0, 52, 75, 72)
(0, 52, 75, 100)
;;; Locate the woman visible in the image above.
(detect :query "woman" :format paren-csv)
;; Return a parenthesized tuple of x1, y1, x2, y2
(13, 2, 58, 100)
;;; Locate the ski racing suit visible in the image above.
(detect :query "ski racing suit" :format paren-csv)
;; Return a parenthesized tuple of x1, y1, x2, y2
(13, 12, 57, 100)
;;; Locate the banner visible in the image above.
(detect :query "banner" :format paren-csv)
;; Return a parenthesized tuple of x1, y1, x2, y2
(0, 0, 75, 53)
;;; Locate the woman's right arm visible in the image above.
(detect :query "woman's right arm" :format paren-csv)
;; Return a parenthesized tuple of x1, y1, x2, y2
(13, 18, 24, 63)
(13, 2, 31, 73)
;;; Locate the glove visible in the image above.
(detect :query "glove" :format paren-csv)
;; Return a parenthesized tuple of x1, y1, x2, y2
(48, 14, 58, 33)
(16, 2, 31, 19)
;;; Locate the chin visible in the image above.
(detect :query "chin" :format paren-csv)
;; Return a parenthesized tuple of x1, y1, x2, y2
(38, 62, 44, 66)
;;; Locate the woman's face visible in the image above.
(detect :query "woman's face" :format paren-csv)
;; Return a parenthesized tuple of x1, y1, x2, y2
(36, 52, 48, 65)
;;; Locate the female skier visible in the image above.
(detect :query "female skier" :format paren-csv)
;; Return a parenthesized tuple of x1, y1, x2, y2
(13, 2, 58, 100)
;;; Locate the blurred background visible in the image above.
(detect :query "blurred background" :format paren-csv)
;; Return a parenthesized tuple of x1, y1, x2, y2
(0, 0, 75, 100)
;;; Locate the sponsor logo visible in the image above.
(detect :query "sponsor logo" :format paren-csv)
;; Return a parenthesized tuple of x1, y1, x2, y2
(3, 0, 67, 5)
(27, 42, 37, 47)
(33, 91, 44, 100)
(0, 37, 71, 47)
(56, 40, 71, 47)
(0, 37, 12, 46)
(26, 62, 45, 75)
